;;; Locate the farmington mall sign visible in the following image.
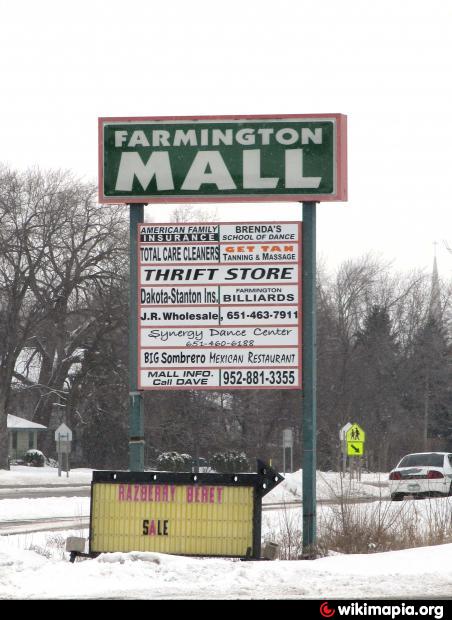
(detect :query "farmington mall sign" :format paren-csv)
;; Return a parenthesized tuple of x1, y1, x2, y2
(98, 114, 347, 203)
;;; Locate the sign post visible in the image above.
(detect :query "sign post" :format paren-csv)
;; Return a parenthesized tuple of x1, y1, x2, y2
(340, 422, 353, 476)
(129, 204, 145, 471)
(302, 201, 317, 555)
(282, 428, 294, 474)
(55, 423, 72, 478)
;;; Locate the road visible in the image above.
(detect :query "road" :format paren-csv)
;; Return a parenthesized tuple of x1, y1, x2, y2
(0, 516, 90, 535)
(0, 485, 91, 535)
(0, 492, 389, 536)
(0, 484, 90, 500)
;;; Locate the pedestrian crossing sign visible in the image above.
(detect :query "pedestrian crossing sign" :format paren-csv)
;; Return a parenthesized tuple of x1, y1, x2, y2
(345, 423, 365, 443)
(347, 441, 364, 456)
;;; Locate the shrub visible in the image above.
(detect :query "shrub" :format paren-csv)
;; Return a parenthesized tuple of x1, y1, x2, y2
(28, 533, 67, 561)
(156, 451, 192, 472)
(24, 449, 45, 467)
(210, 450, 249, 473)
(263, 501, 304, 560)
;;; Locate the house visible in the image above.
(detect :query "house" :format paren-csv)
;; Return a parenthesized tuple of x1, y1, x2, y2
(7, 414, 47, 460)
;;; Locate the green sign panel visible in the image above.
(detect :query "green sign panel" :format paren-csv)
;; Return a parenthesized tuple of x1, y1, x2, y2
(98, 115, 347, 204)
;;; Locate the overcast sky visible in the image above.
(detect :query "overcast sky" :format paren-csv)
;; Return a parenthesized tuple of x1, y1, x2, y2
(1, 0, 451, 277)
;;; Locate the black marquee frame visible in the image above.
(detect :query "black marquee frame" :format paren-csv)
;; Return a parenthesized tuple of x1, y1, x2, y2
(88, 460, 283, 560)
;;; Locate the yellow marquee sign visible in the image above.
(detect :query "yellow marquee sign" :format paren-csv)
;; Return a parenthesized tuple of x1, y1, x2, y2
(89, 464, 283, 559)
(91, 482, 253, 557)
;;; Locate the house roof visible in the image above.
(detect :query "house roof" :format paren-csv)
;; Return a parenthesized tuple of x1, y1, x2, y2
(7, 414, 47, 431)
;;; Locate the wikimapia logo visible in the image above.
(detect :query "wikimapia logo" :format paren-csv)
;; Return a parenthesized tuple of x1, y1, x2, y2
(320, 602, 336, 617)
(319, 602, 444, 620)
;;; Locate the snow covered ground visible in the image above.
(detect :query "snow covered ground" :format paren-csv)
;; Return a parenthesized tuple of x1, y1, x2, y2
(2, 533, 452, 599)
(2, 466, 452, 599)
(0, 465, 93, 486)
(266, 468, 390, 503)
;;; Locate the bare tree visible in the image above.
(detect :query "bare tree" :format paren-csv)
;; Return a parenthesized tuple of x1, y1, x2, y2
(0, 167, 77, 468)
(0, 166, 129, 467)
(169, 205, 218, 223)
(316, 256, 440, 470)
(25, 184, 127, 437)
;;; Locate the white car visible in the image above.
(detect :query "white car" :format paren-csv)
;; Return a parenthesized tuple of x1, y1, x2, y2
(389, 452, 452, 500)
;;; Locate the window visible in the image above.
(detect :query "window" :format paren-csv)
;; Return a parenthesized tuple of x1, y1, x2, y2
(398, 453, 445, 468)
(12, 432, 17, 450)
(28, 432, 34, 449)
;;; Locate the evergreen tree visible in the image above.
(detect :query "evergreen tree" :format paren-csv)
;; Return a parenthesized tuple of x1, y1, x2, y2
(405, 316, 452, 448)
(351, 305, 401, 470)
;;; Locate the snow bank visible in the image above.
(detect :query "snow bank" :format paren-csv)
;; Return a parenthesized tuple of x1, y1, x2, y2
(1, 535, 452, 599)
(264, 469, 389, 503)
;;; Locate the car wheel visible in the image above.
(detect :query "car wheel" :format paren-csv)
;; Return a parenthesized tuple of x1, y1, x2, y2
(391, 493, 404, 501)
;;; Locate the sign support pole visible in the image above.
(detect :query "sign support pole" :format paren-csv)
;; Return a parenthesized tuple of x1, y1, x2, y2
(129, 204, 144, 471)
(302, 201, 317, 555)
